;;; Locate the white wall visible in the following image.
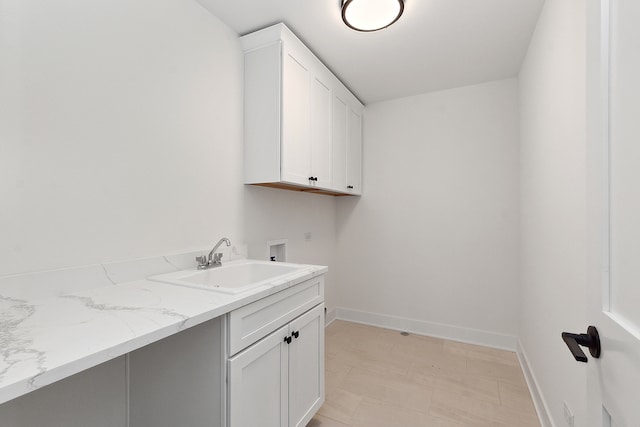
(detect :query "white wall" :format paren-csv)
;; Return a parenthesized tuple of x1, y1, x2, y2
(334, 79, 520, 346)
(243, 186, 338, 310)
(0, 0, 336, 289)
(0, 0, 337, 421)
(518, 0, 587, 425)
(0, 0, 242, 275)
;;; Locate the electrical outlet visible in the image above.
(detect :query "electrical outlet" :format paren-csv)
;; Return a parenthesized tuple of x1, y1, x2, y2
(563, 402, 574, 427)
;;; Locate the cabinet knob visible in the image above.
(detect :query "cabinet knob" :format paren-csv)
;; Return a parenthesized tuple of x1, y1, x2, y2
(284, 336, 292, 344)
(347, 185, 354, 189)
(292, 331, 299, 339)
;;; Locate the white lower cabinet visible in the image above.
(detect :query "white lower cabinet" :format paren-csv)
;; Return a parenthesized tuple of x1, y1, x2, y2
(288, 305, 325, 427)
(228, 303, 325, 427)
(228, 324, 289, 427)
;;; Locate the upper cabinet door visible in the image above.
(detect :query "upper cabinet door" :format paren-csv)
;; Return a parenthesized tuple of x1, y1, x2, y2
(331, 87, 363, 195)
(346, 107, 363, 194)
(310, 75, 332, 189)
(281, 48, 311, 186)
(331, 94, 348, 191)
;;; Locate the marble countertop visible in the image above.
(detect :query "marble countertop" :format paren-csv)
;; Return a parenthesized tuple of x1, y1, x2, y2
(0, 253, 327, 405)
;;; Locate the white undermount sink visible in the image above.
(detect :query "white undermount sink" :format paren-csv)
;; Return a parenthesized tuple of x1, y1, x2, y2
(149, 260, 310, 294)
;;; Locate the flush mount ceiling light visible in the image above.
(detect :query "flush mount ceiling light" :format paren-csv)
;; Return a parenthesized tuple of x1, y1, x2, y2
(341, 0, 404, 32)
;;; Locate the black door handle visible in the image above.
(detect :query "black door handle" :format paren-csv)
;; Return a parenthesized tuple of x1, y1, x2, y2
(561, 325, 601, 363)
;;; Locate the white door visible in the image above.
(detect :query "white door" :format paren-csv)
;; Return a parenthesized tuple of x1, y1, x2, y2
(288, 304, 325, 427)
(228, 325, 289, 427)
(331, 93, 348, 192)
(281, 47, 311, 187)
(310, 76, 332, 189)
(346, 107, 363, 194)
(585, 0, 640, 425)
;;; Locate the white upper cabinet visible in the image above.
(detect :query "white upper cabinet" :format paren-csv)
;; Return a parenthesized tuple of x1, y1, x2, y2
(332, 86, 363, 195)
(242, 23, 363, 196)
(309, 76, 333, 189)
(346, 108, 363, 194)
(280, 40, 311, 186)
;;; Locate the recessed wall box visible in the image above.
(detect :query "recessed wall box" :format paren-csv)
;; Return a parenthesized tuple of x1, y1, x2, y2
(267, 239, 288, 262)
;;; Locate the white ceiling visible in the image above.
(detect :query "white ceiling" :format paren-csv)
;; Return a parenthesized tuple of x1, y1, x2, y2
(196, 0, 545, 104)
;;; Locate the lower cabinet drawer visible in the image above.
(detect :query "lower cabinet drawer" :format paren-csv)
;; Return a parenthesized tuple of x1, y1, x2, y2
(228, 276, 324, 356)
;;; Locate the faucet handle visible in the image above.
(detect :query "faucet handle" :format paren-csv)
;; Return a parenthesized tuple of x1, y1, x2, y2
(195, 255, 208, 268)
(213, 252, 223, 263)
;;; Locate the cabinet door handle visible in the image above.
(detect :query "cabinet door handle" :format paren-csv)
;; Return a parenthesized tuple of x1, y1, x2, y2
(347, 185, 354, 189)
(292, 331, 299, 339)
(284, 336, 292, 344)
(308, 176, 314, 181)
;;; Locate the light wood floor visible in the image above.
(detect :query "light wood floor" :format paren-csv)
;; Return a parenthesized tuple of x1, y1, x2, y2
(308, 320, 540, 427)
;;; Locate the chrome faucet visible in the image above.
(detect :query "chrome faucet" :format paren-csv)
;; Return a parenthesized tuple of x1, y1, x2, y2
(196, 237, 231, 269)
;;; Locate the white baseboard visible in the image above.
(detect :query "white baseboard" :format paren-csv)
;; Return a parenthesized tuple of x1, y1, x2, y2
(325, 307, 337, 326)
(517, 340, 554, 427)
(332, 307, 518, 352)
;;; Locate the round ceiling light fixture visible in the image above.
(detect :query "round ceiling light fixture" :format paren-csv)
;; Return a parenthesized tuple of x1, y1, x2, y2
(341, 0, 405, 32)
